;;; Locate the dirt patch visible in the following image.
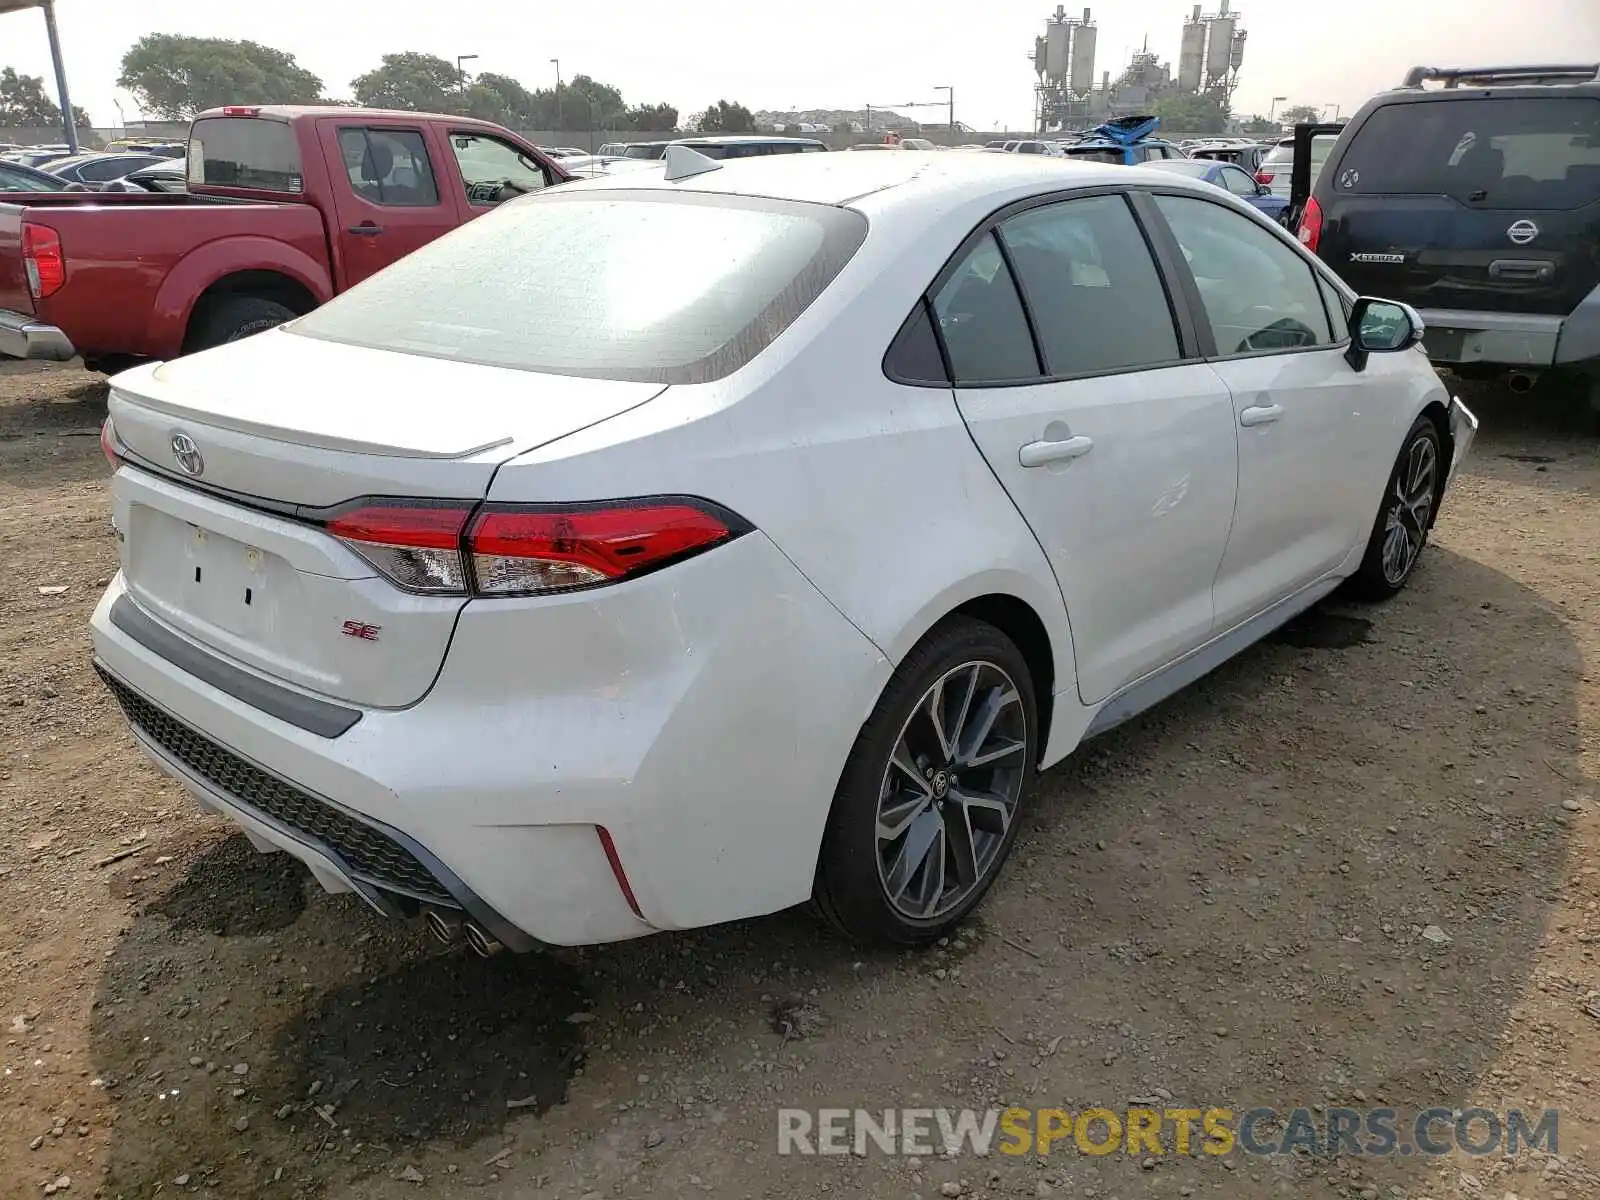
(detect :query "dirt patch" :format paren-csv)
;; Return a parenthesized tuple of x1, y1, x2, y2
(2, 360, 1598, 1200)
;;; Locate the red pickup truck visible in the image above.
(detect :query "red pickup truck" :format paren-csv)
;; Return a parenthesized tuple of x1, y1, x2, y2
(0, 105, 574, 372)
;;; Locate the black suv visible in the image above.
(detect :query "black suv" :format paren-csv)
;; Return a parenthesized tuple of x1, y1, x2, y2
(1300, 64, 1600, 421)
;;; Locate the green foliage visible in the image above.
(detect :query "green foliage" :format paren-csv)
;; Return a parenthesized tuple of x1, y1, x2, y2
(624, 103, 678, 132)
(0, 66, 91, 127)
(1241, 115, 1279, 135)
(697, 100, 755, 134)
(1279, 105, 1324, 126)
(117, 35, 323, 119)
(1152, 92, 1228, 135)
(350, 52, 462, 112)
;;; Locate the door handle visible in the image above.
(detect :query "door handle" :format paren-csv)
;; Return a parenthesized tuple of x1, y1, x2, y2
(1019, 435, 1094, 468)
(1239, 404, 1284, 428)
(348, 222, 384, 236)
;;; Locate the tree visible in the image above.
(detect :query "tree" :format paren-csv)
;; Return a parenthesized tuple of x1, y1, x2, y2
(624, 102, 678, 132)
(118, 35, 323, 119)
(1279, 105, 1323, 126)
(697, 100, 755, 134)
(1241, 114, 1278, 135)
(0, 66, 91, 128)
(1152, 92, 1227, 136)
(462, 72, 540, 126)
(350, 52, 462, 112)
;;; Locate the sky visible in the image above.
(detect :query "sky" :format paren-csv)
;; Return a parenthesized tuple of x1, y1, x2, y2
(4, 0, 1599, 131)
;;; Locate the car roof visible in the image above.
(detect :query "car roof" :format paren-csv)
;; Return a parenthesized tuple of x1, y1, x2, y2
(551, 148, 1182, 209)
(673, 135, 827, 146)
(194, 104, 524, 132)
(1143, 159, 1218, 175)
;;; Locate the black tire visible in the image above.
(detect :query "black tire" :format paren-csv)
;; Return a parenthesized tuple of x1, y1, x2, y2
(813, 617, 1038, 946)
(191, 296, 297, 353)
(1345, 415, 1443, 601)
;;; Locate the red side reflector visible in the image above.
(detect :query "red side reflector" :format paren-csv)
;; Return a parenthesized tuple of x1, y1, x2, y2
(596, 826, 643, 919)
(21, 223, 65, 300)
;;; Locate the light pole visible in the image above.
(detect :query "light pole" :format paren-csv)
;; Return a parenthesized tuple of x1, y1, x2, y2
(112, 97, 125, 133)
(1323, 102, 1342, 121)
(551, 58, 562, 131)
(456, 53, 478, 87)
(1267, 95, 1287, 121)
(934, 85, 953, 135)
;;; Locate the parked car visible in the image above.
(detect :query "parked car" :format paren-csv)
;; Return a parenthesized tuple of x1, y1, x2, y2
(610, 141, 672, 160)
(539, 146, 589, 158)
(665, 135, 829, 159)
(1302, 62, 1600, 425)
(105, 139, 186, 158)
(1143, 157, 1290, 222)
(3, 145, 74, 169)
(0, 160, 71, 192)
(1008, 139, 1063, 156)
(0, 104, 573, 372)
(1255, 130, 1340, 198)
(1192, 141, 1271, 174)
(46, 152, 174, 190)
(99, 159, 188, 194)
(90, 150, 1476, 953)
(1061, 116, 1187, 164)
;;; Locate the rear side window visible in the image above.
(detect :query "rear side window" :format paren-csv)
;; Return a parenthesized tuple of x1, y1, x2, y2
(291, 191, 867, 384)
(931, 233, 1039, 383)
(1332, 97, 1600, 209)
(1065, 147, 1124, 164)
(999, 196, 1182, 377)
(337, 129, 439, 206)
(189, 118, 303, 192)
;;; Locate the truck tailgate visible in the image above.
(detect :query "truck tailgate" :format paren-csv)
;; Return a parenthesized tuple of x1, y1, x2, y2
(0, 205, 35, 319)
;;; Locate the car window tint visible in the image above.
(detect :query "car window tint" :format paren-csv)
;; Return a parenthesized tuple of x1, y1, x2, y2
(1317, 274, 1351, 341)
(884, 299, 949, 384)
(338, 129, 439, 206)
(1153, 194, 1334, 355)
(931, 232, 1040, 384)
(999, 195, 1181, 377)
(450, 132, 548, 205)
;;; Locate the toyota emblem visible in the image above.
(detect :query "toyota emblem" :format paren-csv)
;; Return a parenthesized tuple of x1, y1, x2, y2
(1506, 220, 1539, 246)
(169, 432, 204, 477)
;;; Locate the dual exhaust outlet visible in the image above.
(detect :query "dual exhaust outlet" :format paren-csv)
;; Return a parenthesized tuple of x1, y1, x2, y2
(423, 907, 503, 957)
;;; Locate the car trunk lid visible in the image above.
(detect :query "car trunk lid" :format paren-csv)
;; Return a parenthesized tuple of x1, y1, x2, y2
(106, 330, 665, 708)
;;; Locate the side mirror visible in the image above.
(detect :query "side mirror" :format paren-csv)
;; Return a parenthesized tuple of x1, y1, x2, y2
(1256, 183, 1272, 196)
(1346, 296, 1424, 370)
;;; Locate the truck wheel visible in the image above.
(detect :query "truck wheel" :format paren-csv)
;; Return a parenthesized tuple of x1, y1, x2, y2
(191, 297, 297, 352)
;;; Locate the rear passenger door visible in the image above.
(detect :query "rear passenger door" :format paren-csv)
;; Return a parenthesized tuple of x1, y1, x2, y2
(319, 123, 454, 287)
(938, 192, 1240, 705)
(1146, 193, 1375, 627)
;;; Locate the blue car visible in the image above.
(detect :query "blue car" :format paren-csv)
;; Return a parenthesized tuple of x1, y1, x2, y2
(1060, 115, 1189, 165)
(1141, 157, 1291, 224)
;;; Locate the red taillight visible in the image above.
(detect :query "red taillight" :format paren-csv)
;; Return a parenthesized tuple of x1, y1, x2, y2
(21, 223, 65, 300)
(1297, 194, 1324, 254)
(1254, 171, 1274, 186)
(325, 502, 473, 594)
(99, 417, 119, 469)
(467, 500, 741, 596)
(319, 497, 745, 597)
(596, 826, 644, 919)
(221, 106, 260, 116)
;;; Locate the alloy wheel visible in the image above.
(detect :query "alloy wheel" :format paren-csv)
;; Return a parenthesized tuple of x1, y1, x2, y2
(874, 660, 1030, 921)
(1380, 433, 1437, 585)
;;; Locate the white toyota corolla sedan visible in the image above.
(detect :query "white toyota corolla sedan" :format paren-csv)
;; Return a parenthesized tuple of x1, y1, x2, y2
(91, 148, 1477, 953)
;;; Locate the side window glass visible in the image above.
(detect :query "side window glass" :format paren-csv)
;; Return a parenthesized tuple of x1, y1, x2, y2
(884, 299, 949, 384)
(1222, 167, 1257, 196)
(338, 128, 439, 206)
(930, 232, 1040, 384)
(1153, 194, 1334, 355)
(1317, 274, 1351, 342)
(999, 195, 1182, 377)
(449, 133, 549, 205)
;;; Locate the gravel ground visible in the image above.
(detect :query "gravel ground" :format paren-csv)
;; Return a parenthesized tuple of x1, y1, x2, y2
(2, 359, 1598, 1200)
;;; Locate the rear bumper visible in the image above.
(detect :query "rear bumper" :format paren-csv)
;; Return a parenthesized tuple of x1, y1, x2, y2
(1446, 394, 1479, 491)
(1417, 307, 1561, 368)
(0, 308, 75, 361)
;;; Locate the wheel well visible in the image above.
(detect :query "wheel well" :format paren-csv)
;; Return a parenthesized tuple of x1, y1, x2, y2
(949, 594, 1056, 759)
(1420, 400, 1452, 528)
(184, 271, 319, 351)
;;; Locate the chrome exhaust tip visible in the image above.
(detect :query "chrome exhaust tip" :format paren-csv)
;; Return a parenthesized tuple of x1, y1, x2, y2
(462, 921, 503, 958)
(424, 908, 463, 945)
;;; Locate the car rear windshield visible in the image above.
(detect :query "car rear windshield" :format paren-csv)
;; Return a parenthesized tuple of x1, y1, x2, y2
(1333, 97, 1600, 209)
(290, 191, 868, 384)
(1064, 147, 1123, 164)
(188, 118, 303, 192)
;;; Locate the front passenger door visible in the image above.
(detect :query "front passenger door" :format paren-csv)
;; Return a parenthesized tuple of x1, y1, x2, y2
(940, 193, 1240, 706)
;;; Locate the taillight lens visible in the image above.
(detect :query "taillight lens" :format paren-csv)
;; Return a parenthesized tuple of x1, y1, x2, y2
(1254, 171, 1274, 186)
(325, 502, 473, 594)
(22, 223, 65, 300)
(320, 497, 746, 597)
(99, 417, 119, 468)
(1297, 194, 1324, 254)
(468, 501, 742, 596)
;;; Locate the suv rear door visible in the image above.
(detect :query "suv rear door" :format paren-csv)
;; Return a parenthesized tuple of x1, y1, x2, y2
(1314, 95, 1600, 317)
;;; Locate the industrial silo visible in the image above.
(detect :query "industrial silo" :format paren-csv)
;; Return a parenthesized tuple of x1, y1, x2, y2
(1205, 4, 1236, 81)
(1178, 5, 1205, 93)
(1069, 9, 1097, 96)
(1229, 28, 1247, 72)
(1046, 17, 1070, 82)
